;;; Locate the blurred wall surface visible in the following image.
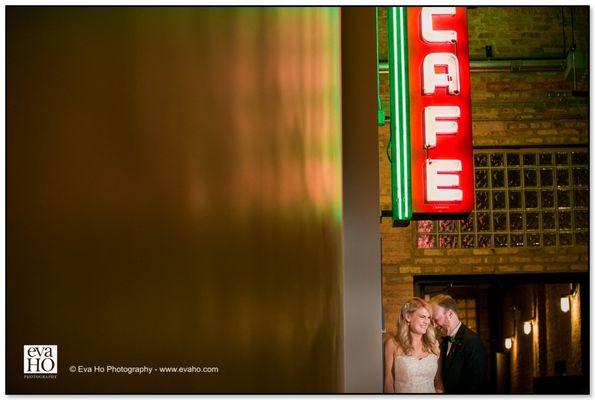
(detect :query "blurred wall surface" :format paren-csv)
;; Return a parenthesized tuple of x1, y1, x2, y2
(7, 7, 343, 393)
(340, 7, 383, 393)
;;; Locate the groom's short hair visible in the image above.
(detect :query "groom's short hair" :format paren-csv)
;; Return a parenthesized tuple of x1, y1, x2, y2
(431, 294, 458, 314)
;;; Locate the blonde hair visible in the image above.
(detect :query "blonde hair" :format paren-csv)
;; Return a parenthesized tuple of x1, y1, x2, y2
(396, 297, 439, 356)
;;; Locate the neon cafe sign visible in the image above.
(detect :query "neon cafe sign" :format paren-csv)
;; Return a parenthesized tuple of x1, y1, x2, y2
(388, 7, 474, 222)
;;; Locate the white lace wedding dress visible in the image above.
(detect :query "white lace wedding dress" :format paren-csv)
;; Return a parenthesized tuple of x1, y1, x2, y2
(394, 354, 438, 393)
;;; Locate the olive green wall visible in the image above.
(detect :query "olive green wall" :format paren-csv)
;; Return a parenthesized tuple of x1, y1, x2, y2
(7, 7, 343, 393)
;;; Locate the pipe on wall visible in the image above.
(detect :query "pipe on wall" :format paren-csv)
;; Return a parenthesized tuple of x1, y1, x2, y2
(378, 58, 567, 74)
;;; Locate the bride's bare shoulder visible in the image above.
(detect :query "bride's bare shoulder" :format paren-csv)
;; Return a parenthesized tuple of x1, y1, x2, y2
(384, 336, 405, 356)
(384, 336, 396, 349)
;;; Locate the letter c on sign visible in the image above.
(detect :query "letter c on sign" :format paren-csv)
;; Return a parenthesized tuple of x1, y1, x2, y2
(421, 7, 457, 43)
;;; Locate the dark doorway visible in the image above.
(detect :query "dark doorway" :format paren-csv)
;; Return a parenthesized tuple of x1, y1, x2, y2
(414, 273, 588, 394)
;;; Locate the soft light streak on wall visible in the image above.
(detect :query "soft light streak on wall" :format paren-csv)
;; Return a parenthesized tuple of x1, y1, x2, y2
(228, 7, 342, 222)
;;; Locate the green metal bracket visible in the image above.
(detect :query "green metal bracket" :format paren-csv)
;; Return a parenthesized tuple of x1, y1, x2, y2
(376, 7, 385, 127)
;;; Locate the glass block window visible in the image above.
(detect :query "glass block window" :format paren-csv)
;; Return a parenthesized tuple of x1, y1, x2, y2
(416, 148, 589, 248)
(456, 297, 477, 332)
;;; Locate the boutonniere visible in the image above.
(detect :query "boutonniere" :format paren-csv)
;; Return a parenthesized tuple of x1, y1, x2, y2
(444, 336, 462, 347)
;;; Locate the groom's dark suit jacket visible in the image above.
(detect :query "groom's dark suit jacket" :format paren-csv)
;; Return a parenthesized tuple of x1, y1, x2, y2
(440, 323, 487, 393)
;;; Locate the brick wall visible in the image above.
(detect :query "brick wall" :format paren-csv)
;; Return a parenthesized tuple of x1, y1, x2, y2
(379, 5, 588, 325)
(467, 7, 589, 58)
(502, 285, 538, 393)
(378, 6, 588, 391)
(379, 7, 589, 208)
(471, 71, 588, 146)
(544, 283, 582, 376)
(381, 229, 588, 335)
(376, 7, 589, 65)
(491, 282, 582, 392)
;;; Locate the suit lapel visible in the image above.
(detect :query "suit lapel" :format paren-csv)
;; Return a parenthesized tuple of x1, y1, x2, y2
(440, 338, 448, 368)
(444, 324, 466, 370)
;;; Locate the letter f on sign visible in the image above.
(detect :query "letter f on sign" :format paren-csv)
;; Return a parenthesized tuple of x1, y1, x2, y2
(424, 106, 460, 149)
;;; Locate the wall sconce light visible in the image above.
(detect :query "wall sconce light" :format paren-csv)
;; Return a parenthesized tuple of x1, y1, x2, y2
(523, 320, 532, 335)
(560, 296, 570, 313)
(504, 337, 513, 350)
(560, 283, 578, 313)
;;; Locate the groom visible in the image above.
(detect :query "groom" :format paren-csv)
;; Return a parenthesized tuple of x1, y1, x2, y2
(430, 294, 487, 394)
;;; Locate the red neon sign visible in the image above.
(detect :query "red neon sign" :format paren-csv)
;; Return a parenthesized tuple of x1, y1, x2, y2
(407, 7, 474, 214)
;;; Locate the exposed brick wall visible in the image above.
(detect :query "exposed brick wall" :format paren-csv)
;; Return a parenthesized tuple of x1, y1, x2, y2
(379, 4, 589, 313)
(467, 7, 589, 58)
(503, 285, 538, 393)
(377, 7, 590, 62)
(547, 285, 566, 374)
(378, 7, 589, 141)
(471, 71, 588, 146)
(378, 6, 588, 392)
(496, 283, 581, 392)
(380, 216, 588, 337)
(381, 218, 415, 334)
(544, 283, 582, 376)
(378, 125, 391, 212)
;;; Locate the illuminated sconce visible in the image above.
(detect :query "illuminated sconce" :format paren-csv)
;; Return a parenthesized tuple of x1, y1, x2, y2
(560, 283, 578, 313)
(504, 337, 513, 350)
(560, 296, 570, 313)
(523, 320, 532, 335)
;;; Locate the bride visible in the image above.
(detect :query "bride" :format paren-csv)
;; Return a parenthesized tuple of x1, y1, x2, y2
(384, 297, 444, 393)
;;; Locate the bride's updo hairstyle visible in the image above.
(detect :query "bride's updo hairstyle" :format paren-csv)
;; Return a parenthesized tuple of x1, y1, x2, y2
(396, 297, 440, 356)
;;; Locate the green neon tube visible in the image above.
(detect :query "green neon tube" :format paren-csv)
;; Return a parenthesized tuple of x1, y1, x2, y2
(388, 6, 412, 222)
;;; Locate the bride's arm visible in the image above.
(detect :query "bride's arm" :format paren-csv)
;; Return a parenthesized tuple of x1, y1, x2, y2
(434, 348, 445, 393)
(383, 338, 396, 393)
